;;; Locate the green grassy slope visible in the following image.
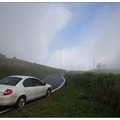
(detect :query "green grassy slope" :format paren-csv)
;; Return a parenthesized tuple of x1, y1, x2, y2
(0, 53, 65, 80)
(1, 72, 120, 117)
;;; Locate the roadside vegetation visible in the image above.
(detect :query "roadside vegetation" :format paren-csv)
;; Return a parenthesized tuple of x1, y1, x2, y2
(1, 71, 120, 117)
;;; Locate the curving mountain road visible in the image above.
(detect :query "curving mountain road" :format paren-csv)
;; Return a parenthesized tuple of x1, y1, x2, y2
(44, 73, 65, 92)
(0, 73, 65, 114)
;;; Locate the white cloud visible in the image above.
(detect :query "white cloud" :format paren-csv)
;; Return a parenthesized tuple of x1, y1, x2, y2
(0, 3, 71, 63)
(46, 4, 120, 70)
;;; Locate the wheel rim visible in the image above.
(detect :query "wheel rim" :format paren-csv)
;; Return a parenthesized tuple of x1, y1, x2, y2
(18, 98, 25, 108)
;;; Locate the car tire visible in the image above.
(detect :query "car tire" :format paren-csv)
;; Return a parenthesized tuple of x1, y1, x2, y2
(46, 88, 51, 96)
(16, 97, 26, 108)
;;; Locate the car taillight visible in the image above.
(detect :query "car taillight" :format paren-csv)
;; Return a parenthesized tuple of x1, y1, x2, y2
(3, 89, 13, 95)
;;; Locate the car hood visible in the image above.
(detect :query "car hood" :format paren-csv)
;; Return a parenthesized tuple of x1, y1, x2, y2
(46, 84, 52, 88)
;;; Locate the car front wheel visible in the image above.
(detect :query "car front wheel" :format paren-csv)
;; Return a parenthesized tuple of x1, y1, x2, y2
(46, 88, 51, 96)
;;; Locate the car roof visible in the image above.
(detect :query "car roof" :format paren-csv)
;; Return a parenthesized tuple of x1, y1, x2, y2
(9, 75, 38, 79)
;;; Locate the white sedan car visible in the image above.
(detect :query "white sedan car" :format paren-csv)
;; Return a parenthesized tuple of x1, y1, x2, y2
(0, 75, 52, 108)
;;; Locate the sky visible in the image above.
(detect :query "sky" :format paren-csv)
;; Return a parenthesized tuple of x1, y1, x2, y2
(0, 2, 120, 71)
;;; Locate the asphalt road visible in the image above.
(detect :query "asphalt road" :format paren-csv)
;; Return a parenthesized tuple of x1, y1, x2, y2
(43, 73, 65, 92)
(0, 73, 65, 115)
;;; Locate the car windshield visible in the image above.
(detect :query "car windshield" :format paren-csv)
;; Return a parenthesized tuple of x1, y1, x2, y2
(0, 77, 22, 86)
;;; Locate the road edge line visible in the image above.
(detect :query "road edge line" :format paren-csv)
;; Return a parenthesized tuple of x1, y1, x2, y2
(0, 107, 14, 114)
(52, 73, 65, 93)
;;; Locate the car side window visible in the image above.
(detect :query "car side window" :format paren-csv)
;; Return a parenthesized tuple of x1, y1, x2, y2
(32, 79, 44, 86)
(23, 78, 34, 87)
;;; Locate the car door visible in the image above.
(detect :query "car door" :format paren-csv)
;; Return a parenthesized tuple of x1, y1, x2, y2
(32, 78, 47, 98)
(23, 78, 37, 101)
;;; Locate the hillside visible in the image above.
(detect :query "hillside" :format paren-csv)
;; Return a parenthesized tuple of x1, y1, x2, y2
(0, 53, 66, 80)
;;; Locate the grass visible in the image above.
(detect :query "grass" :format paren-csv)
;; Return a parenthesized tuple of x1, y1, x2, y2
(0, 88, 114, 117)
(1, 72, 120, 117)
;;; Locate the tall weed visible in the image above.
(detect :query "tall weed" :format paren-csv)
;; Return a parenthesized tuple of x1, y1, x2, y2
(64, 72, 120, 116)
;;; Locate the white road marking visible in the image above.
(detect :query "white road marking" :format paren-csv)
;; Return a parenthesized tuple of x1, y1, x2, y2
(52, 74, 65, 93)
(0, 107, 14, 114)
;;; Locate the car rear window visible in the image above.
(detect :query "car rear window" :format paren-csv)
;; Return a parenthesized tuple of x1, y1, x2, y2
(0, 77, 22, 86)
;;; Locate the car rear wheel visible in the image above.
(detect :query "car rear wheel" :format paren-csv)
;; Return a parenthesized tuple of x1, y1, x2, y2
(46, 88, 51, 96)
(16, 97, 26, 108)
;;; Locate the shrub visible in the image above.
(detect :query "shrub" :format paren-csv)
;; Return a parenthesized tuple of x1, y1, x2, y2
(64, 72, 120, 116)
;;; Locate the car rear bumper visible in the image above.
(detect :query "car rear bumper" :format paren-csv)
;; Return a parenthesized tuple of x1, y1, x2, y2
(0, 94, 18, 106)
